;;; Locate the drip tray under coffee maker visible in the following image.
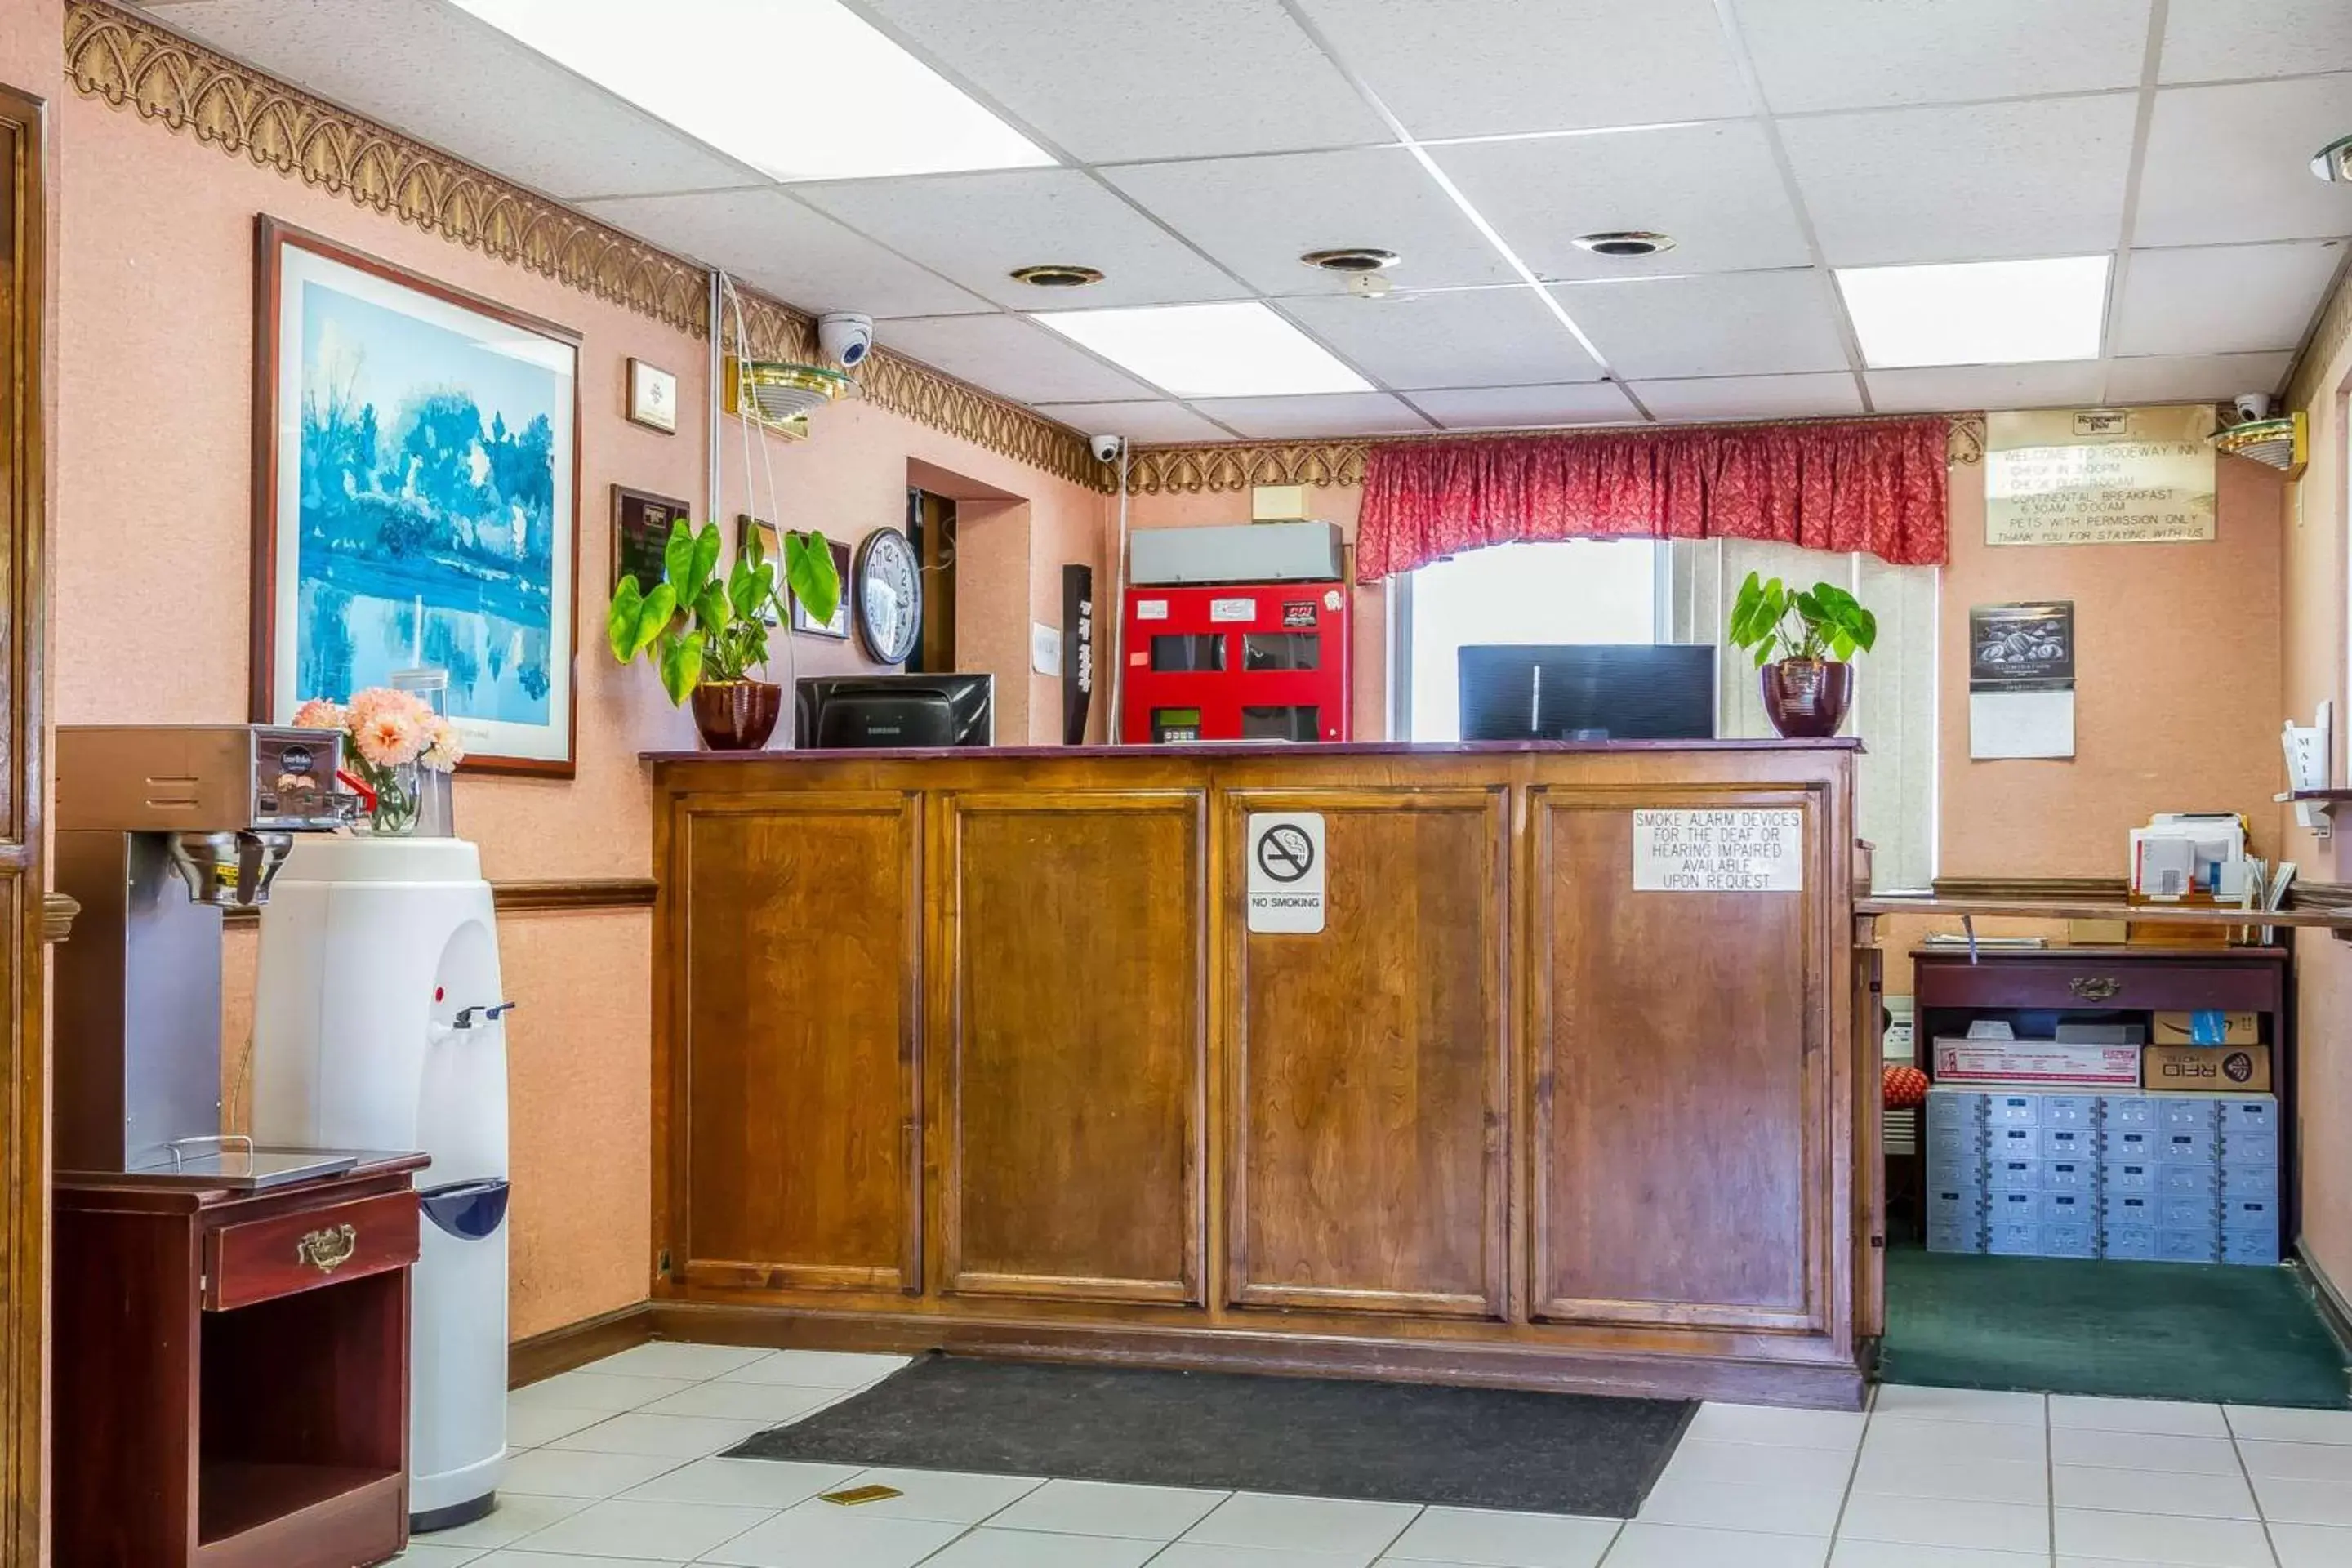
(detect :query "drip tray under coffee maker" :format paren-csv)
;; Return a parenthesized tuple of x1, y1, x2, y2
(115, 1136, 363, 1191)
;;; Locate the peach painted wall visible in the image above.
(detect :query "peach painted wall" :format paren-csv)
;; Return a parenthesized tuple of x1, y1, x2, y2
(1937, 453, 2287, 877)
(1122, 484, 1386, 740)
(2280, 278, 2352, 1294)
(51, 78, 1106, 1337)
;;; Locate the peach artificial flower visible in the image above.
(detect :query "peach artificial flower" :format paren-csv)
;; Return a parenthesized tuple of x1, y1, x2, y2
(421, 716, 465, 773)
(352, 709, 425, 768)
(290, 697, 344, 730)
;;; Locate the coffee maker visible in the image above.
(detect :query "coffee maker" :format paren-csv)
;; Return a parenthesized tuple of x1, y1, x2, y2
(53, 724, 363, 1187)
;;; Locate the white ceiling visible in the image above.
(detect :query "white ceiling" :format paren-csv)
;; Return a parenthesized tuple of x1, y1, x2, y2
(139, 0, 2352, 441)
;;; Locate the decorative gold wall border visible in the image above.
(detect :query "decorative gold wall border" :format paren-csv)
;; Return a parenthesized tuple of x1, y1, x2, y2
(2287, 258, 2352, 416)
(64, 0, 1107, 491)
(1127, 413, 1987, 496)
(65, 0, 706, 334)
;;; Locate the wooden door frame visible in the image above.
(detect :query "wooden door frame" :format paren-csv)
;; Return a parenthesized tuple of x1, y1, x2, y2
(0, 78, 46, 1568)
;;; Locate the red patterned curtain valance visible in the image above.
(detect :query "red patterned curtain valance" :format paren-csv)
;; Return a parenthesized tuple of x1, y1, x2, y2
(1355, 417, 1951, 580)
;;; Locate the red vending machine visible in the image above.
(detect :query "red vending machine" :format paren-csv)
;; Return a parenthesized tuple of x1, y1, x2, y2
(1119, 523, 1351, 744)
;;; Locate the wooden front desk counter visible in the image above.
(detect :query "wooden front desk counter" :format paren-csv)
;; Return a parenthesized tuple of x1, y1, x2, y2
(646, 741, 1875, 1408)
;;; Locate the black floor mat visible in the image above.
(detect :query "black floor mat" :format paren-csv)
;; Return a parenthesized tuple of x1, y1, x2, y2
(728, 1355, 1695, 1518)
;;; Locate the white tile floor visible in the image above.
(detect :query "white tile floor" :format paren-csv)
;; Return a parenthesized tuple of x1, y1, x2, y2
(399, 1345, 2352, 1568)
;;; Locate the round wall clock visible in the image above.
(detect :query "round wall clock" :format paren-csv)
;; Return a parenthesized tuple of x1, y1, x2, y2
(853, 526, 924, 665)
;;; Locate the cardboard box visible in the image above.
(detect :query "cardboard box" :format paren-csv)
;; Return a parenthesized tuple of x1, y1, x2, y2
(1933, 1038, 2142, 1086)
(2152, 1011, 2260, 1046)
(2142, 1044, 2271, 1093)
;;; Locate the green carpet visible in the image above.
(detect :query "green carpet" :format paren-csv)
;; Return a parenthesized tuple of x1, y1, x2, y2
(1883, 1247, 2350, 1408)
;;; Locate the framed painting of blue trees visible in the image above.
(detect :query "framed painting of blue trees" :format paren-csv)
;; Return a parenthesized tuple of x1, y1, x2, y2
(252, 218, 581, 775)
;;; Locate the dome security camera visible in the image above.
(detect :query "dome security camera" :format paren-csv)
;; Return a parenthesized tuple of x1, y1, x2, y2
(817, 313, 874, 370)
(1090, 434, 1125, 463)
(2233, 392, 2274, 424)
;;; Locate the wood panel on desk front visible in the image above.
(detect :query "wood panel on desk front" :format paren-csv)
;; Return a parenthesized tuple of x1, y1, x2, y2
(648, 744, 1872, 1407)
(1226, 787, 1508, 1319)
(938, 791, 1206, 1306)
(671, 791, 922, 1294)
(1530, 786, 1829, 1334)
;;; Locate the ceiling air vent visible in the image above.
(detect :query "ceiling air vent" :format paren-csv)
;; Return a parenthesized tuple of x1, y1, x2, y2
(1572, 231, 1675, 257)
(1301, 247, 1401, 274)
(1010, 264, 1105, 288)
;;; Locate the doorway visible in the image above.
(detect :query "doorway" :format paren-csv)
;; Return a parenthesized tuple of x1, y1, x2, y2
(906, 488, 956, 674)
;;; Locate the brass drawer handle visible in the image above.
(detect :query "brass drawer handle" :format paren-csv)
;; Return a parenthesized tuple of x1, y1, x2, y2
(296, 1223, 358, 1274)
(2069, 976, 2123, 1001)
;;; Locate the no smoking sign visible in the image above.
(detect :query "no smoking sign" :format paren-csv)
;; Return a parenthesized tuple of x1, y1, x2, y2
(1246, 813, 1326, 933)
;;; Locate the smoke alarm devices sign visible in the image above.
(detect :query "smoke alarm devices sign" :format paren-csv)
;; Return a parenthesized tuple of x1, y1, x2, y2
(1247, 813, 1325, 933)
(1633, 809, 1803, 892)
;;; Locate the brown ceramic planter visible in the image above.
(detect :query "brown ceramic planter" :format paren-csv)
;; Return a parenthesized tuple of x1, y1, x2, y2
(690, 679, 783, 751)
(1759, 658, 1854, 738)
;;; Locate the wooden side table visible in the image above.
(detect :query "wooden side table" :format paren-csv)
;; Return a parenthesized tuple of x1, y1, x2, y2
(53, 1155, 426, 1568)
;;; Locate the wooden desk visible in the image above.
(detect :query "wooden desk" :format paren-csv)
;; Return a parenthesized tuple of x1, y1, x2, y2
(53, 1156, 425, 1568)
(646, 740, 1872, 1408)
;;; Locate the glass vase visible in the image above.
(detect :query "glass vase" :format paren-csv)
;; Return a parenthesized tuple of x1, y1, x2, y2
(352, 758, 423, 837)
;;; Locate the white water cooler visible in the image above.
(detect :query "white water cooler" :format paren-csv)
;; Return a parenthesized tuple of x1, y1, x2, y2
(253, 835, 511, 1530)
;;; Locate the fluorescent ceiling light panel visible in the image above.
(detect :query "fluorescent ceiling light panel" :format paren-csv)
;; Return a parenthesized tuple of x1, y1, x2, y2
(1835, 256, 2110, 368)
(449, 0, 1053, 180)
(1033, 303, 1373, 398)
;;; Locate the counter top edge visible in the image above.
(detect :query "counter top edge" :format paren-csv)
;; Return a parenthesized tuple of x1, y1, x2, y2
(641, 738, 1865, 764)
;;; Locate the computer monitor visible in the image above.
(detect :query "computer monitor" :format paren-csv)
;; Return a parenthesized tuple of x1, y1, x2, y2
(1457, 644, 1716, 742)
(795, 673, 995, 749)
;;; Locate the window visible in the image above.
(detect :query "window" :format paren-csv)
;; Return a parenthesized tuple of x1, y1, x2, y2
(1393, 537, 1939, 890)
(1399, 540, 1663, 742)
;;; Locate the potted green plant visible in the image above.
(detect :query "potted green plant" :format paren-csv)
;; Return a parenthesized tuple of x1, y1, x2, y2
(607, 518, 842, 750)
(1727, 571, 1877, 737)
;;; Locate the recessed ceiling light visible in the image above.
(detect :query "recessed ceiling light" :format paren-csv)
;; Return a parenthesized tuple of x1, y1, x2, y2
(2316, 133, 2352, 183)
(1009, 264, 1105, 288)
(1032, 302, 1373, 399)
(1301, 247, 1401, 274)
(448, 0, 1054, 181)
(1835, 256, 2110, 368)
(1572, 231, 1675, 257)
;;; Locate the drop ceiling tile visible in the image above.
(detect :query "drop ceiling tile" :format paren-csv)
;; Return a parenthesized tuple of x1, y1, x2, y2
(1104, 148, 1514, 296)
(1029, 400, 1238, 443)
(1733, 0, 2151, 114)
(1292, 0, 1748, 139)
(579, 189, 991, 318)
(1782, 96, 2140, 265)
(1864, 361, 2107, 413)
(1277, 289, 1601, 390)
(1431, 122, 1811, 281)
(2104, 351, 2296, 403)
(2136, 77, 2352, 246)
(1553, 271, 1851, 380)
(1408, 383, 1642, 430)
(873, 314, 1158, 404)
(1633, 373, 1867, 422)
(2114, 241, 2346, 356)
(858, 0, 1387, 161)
(793, 169, 1242, 310)
(2162, 0, 2352, 81)
(139, 0, 766, 200)
(1187, 394, 1436, 439)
